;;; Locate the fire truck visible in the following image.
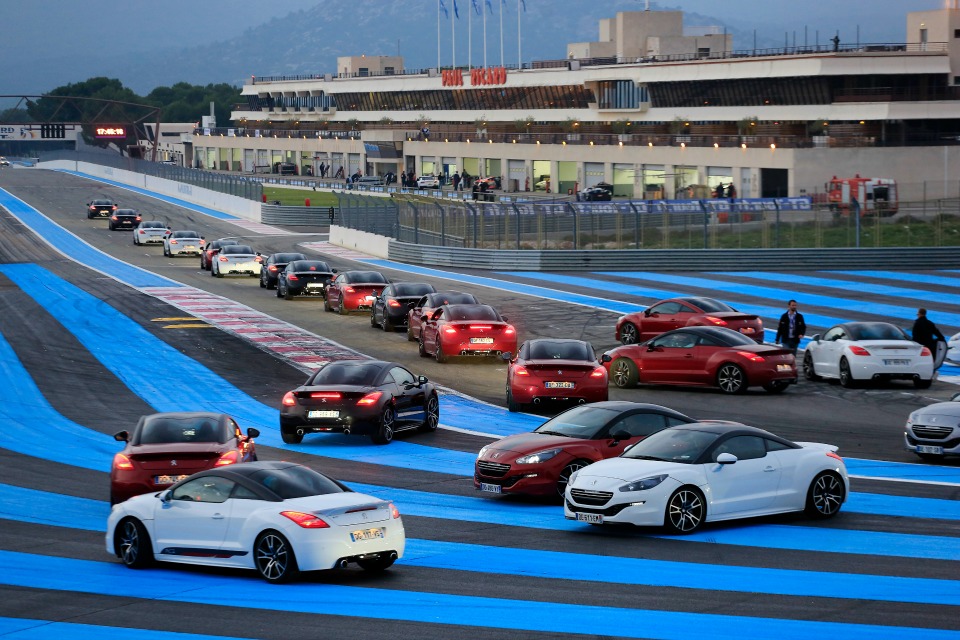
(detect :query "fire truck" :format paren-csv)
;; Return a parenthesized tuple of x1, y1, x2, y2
(826, 175, 898, 216)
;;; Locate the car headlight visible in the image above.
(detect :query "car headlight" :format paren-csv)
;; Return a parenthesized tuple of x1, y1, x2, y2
(515, 448, 563, 465)
(619, 474, 668, 493)
(478, 445, 491, 458)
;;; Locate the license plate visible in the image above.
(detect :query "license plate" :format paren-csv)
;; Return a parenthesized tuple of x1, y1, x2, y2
(365, 295, 376, 301)
(470, 337, 494, 344)
(575, 512, 603, 524)
(307, 283, 323, 288)
(154, 474, 190, 485)
(884, 359, 911, 366)
(916, 445, 943, 455)
(545, 381, 575, 389)
(350, 527, 385, 542)
(480, 483, 502, 494)
(184, 245, 196, 250)
(777, 364, 793, 372)
(308, 410, 339, 418)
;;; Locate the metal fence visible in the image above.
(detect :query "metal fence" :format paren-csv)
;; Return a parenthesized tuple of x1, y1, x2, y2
(41, 149, 263, 202)
(337, 195, 960, 250)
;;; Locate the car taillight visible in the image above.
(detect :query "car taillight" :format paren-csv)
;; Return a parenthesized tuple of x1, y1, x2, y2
(215, 450, 239, 466)
(310, 392, 341, 399)
(111, 205, 117, 210)
(357, 391, 383, 406)
(281, 511, 330, 528)
(113, 453, 133, 470)
(590, 366, 606, 378)
(504, 326, 516, 335)
(470, 325, 492, 330)
(268, 265, 278, 272)
(388, 299, 401, 307)
(344, 286, 356, 293)
(704, 316, 728, 326)
(514, 365, 530, 376)
(281, 391, 297, 406)
(287, 274, 299, 281)
(826, 451, 843, 463)
(920, 347, 932, 357)
(135, 216, 142, 222)
(849, 346, 871, 356)
(110, 215, 118, 221)
(137, 229, 145, 234)
(442, 326, 458, 335)
(736, 351, 765, 362)
(219, 255, 228, 261)
(170, 239, 179, 245)
(389, 502, 400, 519)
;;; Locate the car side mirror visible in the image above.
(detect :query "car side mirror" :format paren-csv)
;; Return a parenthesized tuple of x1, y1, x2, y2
(159, 490, 172, 504)
(114, 430, 129, 442)
(716, 452, 737, 465)
(601, 354, 612, 363)
(418, 375, 428, 385)
(609, 429, 631, 442)
(332, 268, 338, 273)
(812, 334, 821, 342)
(246, 427, 260, 438)
(501, 315, 508, 322)
(647, 344, 660, 352)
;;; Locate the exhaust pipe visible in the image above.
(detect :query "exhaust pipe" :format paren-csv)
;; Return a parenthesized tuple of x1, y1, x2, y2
(336, 558, 349, 569)
(578, 399, 586, 404)
(343, 426, 351, 435)
(533, 398, 541, 404)
(296, 428, 304, 436)
(388, 551, 398, 561)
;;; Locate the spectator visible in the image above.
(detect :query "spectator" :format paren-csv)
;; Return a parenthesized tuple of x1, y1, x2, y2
(774, 299, 806, 356)
(912, 308, 946, 367)
(452, 171, 461, 191)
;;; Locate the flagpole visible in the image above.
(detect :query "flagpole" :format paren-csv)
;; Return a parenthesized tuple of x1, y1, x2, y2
(517, 0, 521, 69)
(468, 2, 473, 70)
(452, 2, 457, 70)
(499, 0, 504, 67)
(483, 2, 488, 68)
(438, 0, 441, 70)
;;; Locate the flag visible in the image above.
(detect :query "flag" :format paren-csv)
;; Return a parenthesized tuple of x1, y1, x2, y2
(440, 0, 449, 18)
(520, 0, 526, 11)
(472, 0, 481, 15)
(486, 0, 493, 12)
(453, 0, 460, 18)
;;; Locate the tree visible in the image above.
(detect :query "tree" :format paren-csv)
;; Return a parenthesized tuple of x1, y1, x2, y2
(0, 107, 31, 122)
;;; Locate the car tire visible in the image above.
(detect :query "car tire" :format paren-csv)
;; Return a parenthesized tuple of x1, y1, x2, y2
(338, 300, 348, 315)
(370, 311, 378, 328)
(116, 518, 154, 569)
(557, 460, 591, 500)
(276, 285, 284, 299)
(215, 268, 223, 278)
(663, 486, 705, 534)
(407, 325, 416, 342)
(371, 406, 395, 444)
(805, 471, 845, 519)
(419, 394, 440, 432)
(435, 342, 447, 364)
(382, 315, 394, 332)
(280, 428, 303, 445)
(611, 358, 638, 388)
(619, 323, 640, 345)
(418, 338, 429, 358)
(762, 380, 789, 394)
(913, 377, 933, 389)
(357, 553, 396, 572)
(838, 358, 857, 388)
(324, 297, 332, 312)
(717, 363, 747, 394)
(259, 273, 266, 288)
(506, 387, 520, 412)
(254, 530, 299, 583)
(803, 351, 821, 381)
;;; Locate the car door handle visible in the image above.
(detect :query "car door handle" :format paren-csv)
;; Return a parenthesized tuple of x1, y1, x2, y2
(763, 466, 776, 472)
(212, 513, 225, 519)
(683, 354, 693, 358)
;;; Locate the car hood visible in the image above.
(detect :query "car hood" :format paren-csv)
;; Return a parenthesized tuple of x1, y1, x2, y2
(909, 402, 960, 422)
(481, 432, 583, 457)
(572, 457, 683, 484)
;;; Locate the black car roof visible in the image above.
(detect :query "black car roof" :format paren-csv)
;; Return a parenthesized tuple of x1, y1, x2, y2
(572, 400, 691, 419)
(671, 421, 781, 439)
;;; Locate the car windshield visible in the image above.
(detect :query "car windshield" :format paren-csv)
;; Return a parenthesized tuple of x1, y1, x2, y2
(346, 271, 388, 284)
(309, 362, 382, 386)
(137, 415, 227, 445)
(223, 245, 253, 254)
(528, 340, 593, 361)
(533, 405, 621, 438)
(393, 283, 435, 297)
(250, 466, 346, 499)
(446, 305, 499, 321)
(621, 428, 720, 463)
(172, 231, 200, 239)
(687, 298, 735, 313)
(848, 322, 910, 341)
(290, 260, 331, 272)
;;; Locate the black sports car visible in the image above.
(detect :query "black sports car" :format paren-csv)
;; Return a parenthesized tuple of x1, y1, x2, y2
(260, 252, 308, 289)
(371, 282, 437, 331)
(276, 260, 337, 300)
(108, 208, 142, 230)
(87, 199, 117, 219)
(280, 360, 440, 445)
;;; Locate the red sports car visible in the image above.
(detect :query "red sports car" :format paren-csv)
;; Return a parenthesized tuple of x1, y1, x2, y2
(324, 270, 389, 314)
(418, 303, 517, 363)
(616, 296, 764, 344)
(110, 412, 259, 505)
(604, 326, 797, 394)
(407, 290, 479, 342)
(503, 338, 610, 412)
(474, 401, 694, 499)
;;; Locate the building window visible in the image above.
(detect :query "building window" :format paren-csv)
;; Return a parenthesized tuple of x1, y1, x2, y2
(954, 29, 960, 38)
(359, 68, 369, 77)
(384, 67, 395, 75)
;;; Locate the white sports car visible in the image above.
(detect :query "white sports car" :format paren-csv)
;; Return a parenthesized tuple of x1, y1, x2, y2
(947, 332, 960, 365)
(904, 395, 960, 460)
(212, 244, 262, 277)
(163, 230, 205, 257)
(133, 220, 170, 245)
(107, 461, 406, 583)
(564, 422, 848, 534)
(802, 321, 934, 389)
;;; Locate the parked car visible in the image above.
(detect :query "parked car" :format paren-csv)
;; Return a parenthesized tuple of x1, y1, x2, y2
(616, 296, 764, 345)
(108, 208, 142, 231)
(260, 252, 307, 289)
(163, 230, 205, 257)
(212, 244, 262, 277)
(110, 411, 258, 505)
(279, 360, 439, 445)
(948, 332, 960, 365)
(106, 461, 405, 582)
(564, 422, 848, 533)
(200, 238, 240, 270)
(604, 326, 797, 394)
(417, 175, 440, 189)
(418, 303, 517, 363)
(475, 401, 694, 499)
(133, 220, 170, 245)
(502, 338, 611, 412)
(803, 321, 934, 389)
(580, 186, 612, 201)
(904, 395, 960, 460)
(407, 291, 479, 342)
(324, 270, 389, 314)
(371, 282, 437, 331)
(86, 199, 117, 219)
(475, 176, 501, 190)
(276, 260, 337, 300)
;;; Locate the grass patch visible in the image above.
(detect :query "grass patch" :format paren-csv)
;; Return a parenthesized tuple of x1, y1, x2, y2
(263, 186, 340, 207)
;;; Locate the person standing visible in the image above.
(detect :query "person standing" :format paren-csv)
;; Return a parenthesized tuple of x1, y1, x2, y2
(452, 171, 461, 191)
(775, 299, 806, 356)
(912, 308, 946, 357)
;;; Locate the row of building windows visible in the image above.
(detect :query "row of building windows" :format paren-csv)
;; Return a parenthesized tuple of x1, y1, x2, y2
(596, 80, 650, 109)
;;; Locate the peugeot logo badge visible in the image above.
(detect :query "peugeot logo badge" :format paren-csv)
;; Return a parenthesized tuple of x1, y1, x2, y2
(558, 370, 563, 375)
(170, 460, 177, 467)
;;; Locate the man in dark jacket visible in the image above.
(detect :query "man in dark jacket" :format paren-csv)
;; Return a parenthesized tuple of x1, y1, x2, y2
(912, 308, 946, 354)
(775, 299, 806, 355)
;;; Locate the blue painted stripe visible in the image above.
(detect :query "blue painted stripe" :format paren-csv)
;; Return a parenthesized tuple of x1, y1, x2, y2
(2, 551, 959, 639)
(0, 616, 255, 640)
(833, 270, 960, 289)
(53, 169, 241, 220)
(844, 457, 960, 484)
(2, 483, 957, 606)
(0, 188, 179, 289)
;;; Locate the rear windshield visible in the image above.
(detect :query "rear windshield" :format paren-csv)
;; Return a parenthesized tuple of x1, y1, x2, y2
(142, 221, 165, 228)
(848, 323, 909, 341)
(687, 298, 735, 313)
(345, 271, 388, 284)
(223, 245, 254, 254)
(290, 260, 331, 272)
(393, 283, 435, 297)
(273, 253, 304, 263)
(138, 415, 228, 445)
(172, 230, 200, 239)
(249, 466, 346, 499)
(309, 362, 382, 385)
(446, 305, 499, 321)
(432, 292, 477, 305)
(116, 209, 138, 215)
(529, 340, 593, 361)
